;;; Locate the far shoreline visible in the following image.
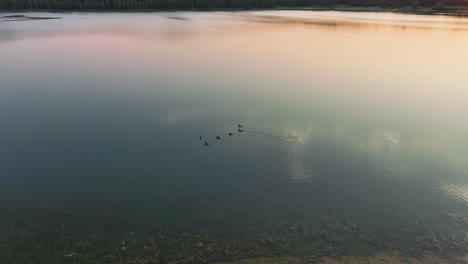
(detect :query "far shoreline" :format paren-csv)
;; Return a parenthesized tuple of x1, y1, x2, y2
(1, 6, 468, 18)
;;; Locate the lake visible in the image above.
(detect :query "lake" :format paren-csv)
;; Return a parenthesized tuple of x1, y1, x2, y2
(0, 11, 468, 263)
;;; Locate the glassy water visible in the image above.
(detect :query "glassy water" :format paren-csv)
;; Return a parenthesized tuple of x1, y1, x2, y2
(1, 11, 468, 263)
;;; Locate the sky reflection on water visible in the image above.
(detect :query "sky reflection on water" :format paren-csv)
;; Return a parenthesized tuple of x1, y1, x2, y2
(0, 11, 468, 232)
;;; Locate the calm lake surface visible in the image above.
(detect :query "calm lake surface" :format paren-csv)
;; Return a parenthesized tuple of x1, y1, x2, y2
(1, 11, 468, 263)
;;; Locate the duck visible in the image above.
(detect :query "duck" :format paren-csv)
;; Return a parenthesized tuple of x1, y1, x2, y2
(238, 123, 243, 128)
(228, 132, 233, 136)
(199, 136, 203, 140)
(205, 142, 209, 146)
(238, 129, 243, 133)
(216, 135, 221, 140)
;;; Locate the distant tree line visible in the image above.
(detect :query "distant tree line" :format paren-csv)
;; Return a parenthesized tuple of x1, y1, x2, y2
(0, 0, 467, 11)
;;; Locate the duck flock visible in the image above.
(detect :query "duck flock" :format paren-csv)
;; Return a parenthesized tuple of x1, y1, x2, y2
(199, 123, 244, 147)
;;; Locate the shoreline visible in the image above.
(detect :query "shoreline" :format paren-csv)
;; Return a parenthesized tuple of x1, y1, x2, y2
(212, 252, 468, 264)
(1, 6, 468, 17)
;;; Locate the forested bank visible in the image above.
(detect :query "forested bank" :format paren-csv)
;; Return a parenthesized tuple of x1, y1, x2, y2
(0, 0, 467, 14)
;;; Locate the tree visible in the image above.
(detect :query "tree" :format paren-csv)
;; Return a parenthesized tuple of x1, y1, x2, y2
(433, 0, 446, 9)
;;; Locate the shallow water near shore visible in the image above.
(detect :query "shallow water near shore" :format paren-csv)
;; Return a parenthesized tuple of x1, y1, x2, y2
(1, 11, 468, 263)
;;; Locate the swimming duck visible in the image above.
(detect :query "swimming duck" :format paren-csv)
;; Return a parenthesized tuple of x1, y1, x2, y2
(199, 136, 203, 140)
(228, 133, 233, 136)
(216, 135, 221, 140)
(238, 129, 243, 133)
(238, 123, 243, 128)
(205, 142, 209, 146)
